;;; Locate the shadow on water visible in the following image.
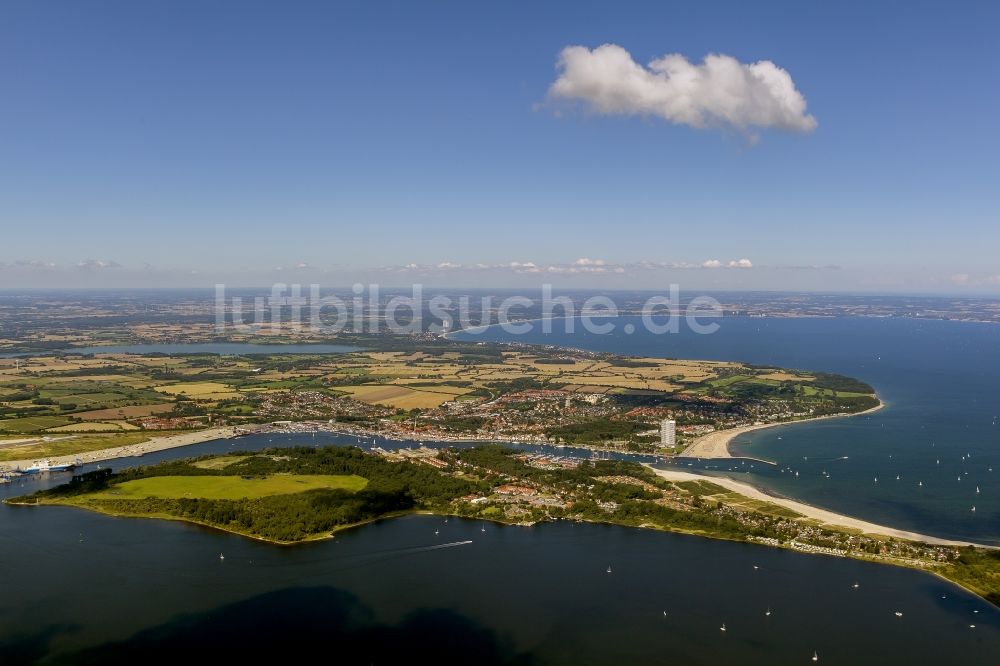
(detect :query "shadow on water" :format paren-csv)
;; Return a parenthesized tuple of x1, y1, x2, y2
(0, 624, 81, 666)
(23, 587, 532, 666)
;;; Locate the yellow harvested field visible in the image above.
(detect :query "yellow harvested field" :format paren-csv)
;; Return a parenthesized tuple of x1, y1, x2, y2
(556, 374, 680, 392)
(561, 384, 612, 394)
(758, 371, 813, 381)
(152, 382, 243, 401)
(337, 384, 469, 409)
(386, 380, 470, 395)
(30, 375, 162, 388)
(21, 358, 118, 373)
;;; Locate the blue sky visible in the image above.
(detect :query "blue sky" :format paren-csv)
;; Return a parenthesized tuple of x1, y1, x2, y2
(1, 0, 998, 291)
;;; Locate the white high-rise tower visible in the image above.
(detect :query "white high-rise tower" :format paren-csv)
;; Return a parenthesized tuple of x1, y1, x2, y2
(660, 419, 676, 447)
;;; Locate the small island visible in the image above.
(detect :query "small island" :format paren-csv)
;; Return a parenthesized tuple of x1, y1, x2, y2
(11, 444, 1000, 607)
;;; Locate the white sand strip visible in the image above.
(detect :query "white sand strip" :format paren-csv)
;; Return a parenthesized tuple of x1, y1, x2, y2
(647, 465, 986, 548)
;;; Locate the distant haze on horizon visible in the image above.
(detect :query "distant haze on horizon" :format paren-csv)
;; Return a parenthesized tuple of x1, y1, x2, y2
(1, 1, 998, 293)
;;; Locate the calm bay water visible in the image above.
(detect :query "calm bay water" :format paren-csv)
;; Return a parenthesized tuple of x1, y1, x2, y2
(1, 431, 998, 663)
(458, 316, 1000, 545)
(3, 318, 1000, 662)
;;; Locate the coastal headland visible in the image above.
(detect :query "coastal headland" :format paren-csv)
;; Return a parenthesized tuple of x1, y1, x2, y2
(677, 401, 886, 461)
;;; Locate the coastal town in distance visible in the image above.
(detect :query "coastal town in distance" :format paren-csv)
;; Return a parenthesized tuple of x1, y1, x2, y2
(3, 2, 999, 663)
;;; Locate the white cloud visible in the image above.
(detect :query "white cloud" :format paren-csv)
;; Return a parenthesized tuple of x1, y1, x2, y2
(548, 44, 817, 135)
(382, 257, 754, 275)
(12, 259, 58, 269)
(76, 259, 121, 270)
(950, 273, 1000, 287)
(384, 257, 756, 275)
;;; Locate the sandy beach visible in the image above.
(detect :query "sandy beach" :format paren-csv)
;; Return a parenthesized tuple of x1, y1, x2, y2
(0, 427, 238, 471)
(646, 465, 983, 547)
(678, 401, 885, 460)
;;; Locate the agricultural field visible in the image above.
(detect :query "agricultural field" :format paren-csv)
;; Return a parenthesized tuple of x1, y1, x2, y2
(335, 383, 472, 409)
(0, 342, 878, 458)
(87, 474, 369, 500)
(0, 416, 74, 433)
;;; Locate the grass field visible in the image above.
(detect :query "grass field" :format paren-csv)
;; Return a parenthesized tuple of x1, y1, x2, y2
(88, 474, 368, 500)
(73, 404, 174, 421)
(0, 416, 74, 433)
(191, 455, 249, 470)
(708, 374, 752, 388)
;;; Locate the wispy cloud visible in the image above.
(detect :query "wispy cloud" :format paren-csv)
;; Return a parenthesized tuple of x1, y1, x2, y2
(547, 44, 817, 137)
(12, 259, 58, 269)
(76, 259, 121, 270)
(950, 273, 1000, 287)
(385, 257, 756, 275)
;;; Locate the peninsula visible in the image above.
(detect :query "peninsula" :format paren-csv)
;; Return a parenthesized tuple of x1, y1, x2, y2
(12, 444, 1000, 607)
(1, 341, 879, 468)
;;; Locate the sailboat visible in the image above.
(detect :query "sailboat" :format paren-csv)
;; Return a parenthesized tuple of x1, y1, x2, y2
(812, 651, 819, 662)
(765, 608, 771, 617)
(219, 553, 225, 561)
(720, 623, 726, 632)
(606, 565, 612, 574)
